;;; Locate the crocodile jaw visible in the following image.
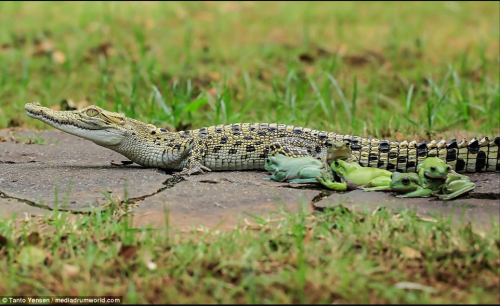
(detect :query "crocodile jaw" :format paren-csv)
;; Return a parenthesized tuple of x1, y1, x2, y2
(25, 102, 127, 146)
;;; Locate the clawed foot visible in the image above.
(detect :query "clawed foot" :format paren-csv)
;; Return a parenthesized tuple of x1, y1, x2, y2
(176, 164, 212, 176)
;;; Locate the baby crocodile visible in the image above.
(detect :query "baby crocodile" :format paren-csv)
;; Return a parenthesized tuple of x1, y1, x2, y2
(25, 102, 500, 175)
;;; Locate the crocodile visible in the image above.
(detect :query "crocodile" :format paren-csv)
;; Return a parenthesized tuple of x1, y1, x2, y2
(25, 102, 500, 175)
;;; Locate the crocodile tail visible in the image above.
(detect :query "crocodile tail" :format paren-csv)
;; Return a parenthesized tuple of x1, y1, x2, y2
(327, 133, 500, 173)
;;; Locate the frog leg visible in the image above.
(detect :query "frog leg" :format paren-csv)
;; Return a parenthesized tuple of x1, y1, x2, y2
(288, 167, 323, 184)
(435, 183, 476, 201)
(289, 178, 322, 184)
(359, 176, 393, 191)
(263, 172, 287, 182)
(316, 171, 347, 191)
(396, 187, 434, 198)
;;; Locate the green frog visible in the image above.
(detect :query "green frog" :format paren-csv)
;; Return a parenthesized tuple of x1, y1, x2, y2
(263, 154, 328, 184)
(389, 169, 475, 200)
(317, 160, 393, 191)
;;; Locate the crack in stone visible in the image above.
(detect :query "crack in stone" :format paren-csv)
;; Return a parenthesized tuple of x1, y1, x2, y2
(468, 193, 500, 200)
(278, 184, 331, 191)
(0, 175, 187, 214)
(0, 190, 53, 211)
(0, 160, 39, 164)
(0, 175, 182, 216)
(126, 175, 185, 205)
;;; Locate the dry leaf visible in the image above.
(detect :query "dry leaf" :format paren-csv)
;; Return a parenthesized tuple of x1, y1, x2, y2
(89, 42, 114, 58)
(144, 19, 155, 29)
(18, 246, 47, 265)
(61, 264, 80, 279)
(298, 53, 314, 64)
(52, 50, 66, 64)
(207, 72, 220, 82)
(303, 229, 311, 244)
(34, 39, 55, 55)
(395, 132, 405, 142)
(395, 281, 437, 293)
(49, 104, 61, 111)
(400, 246, 422, 259)
(207, 87, 217, 97)
(44, 253, 53, 266)
(344, 54, 370, 67)
(118, 245, 138, 262)
(27, 232, 41, 245)
(140, 249, 157, 271)
(0, 235, 7, 248)
(305, 66, 315, 75)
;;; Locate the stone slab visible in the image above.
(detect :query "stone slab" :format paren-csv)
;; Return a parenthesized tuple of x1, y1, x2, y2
(0, 130, 169, 211)
(132, 171, 319, 229)
(0, 197, 51, 219)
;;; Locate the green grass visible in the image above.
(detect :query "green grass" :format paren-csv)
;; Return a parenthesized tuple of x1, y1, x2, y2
(0, 1, 499, 303)
(11, 130, 56, 145)
(0, 1, 498, 139)
(0, 205, 498, 303)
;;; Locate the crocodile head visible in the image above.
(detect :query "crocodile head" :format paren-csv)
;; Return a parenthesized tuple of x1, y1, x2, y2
(25, 102, 129, 146)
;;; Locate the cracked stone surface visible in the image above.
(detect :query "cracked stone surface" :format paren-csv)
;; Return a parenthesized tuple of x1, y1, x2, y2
(0, 197, 51, 218)
(1, 129, 499, 229)
(132, 172, 318, 229)
(0, 130, 168, 211)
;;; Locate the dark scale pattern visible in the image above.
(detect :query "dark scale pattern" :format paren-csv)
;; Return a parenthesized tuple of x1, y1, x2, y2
(25, 100, 500, 174)
(118, 117, 500, 174)
(494, 137, 500, 147)
(446, 149, 457, 162)
(379, 141, 390, 153)
(476, 151, 486, 171)
(468, 140, 480, 154)
(456, 158, 466, 171)
(447, 139, 458, 148)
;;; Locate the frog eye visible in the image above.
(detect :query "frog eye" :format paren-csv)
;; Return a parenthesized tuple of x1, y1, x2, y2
(430, 166, 436, 172)
(402, 177, 410, 185)
(334, 161, 340, 167)
(86, 108, 99, 117)
(447, 165, 452, 171)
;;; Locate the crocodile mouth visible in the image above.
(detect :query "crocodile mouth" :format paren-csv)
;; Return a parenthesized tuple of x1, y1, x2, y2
(26, 104, 99, 131)
(26, 108, 97, 131)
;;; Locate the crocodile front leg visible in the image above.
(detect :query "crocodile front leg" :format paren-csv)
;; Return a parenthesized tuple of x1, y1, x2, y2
(177, 138, 212, 176)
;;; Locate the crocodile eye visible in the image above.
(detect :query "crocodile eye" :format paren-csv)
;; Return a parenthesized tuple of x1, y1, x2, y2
(402, 177, 410, 185)
(334, 161, 340, 167)
(86, 108, 99, 117)
(430, 166, 436, 172)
